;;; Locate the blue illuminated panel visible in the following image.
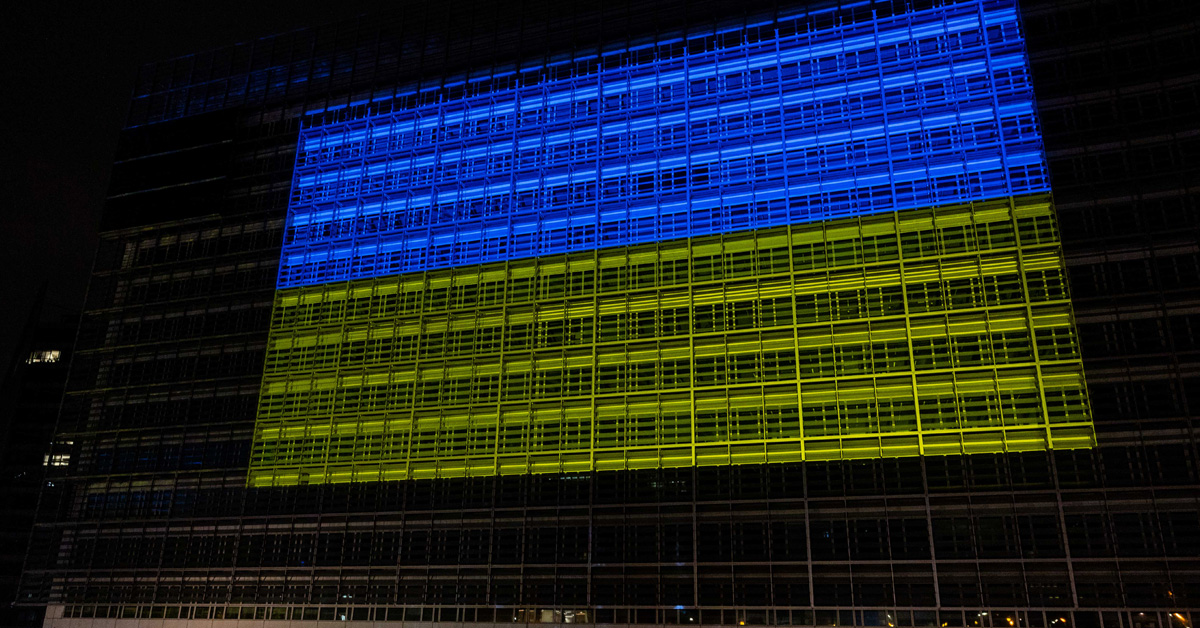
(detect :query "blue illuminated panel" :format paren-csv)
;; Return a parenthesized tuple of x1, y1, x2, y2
(279, 0, 1047, 289)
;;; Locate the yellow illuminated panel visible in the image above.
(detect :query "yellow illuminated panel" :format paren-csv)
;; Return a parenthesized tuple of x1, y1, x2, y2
(248, 195, 1093, 486)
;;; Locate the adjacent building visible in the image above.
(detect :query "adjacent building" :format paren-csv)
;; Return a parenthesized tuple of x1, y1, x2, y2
(2, 312, 75, 628)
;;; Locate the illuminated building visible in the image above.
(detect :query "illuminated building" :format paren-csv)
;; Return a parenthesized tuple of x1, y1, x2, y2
(21, 0, 1198, 626)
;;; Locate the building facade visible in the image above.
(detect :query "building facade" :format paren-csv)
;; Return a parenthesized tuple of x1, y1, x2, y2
(19, 0, 1199, 627)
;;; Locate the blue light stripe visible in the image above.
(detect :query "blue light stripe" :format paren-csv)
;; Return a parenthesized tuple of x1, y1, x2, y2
(287, 100, 1031, 229)
(278, 0, 1047, 289)
(290, 70, 1029, 205)
(296, 10, 998, 155)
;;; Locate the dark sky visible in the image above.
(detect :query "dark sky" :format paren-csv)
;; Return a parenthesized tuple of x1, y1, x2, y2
(1, 0, 389, 372)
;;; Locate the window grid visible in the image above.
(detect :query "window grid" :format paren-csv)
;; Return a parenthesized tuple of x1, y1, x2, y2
(249, 194, 1093, 486)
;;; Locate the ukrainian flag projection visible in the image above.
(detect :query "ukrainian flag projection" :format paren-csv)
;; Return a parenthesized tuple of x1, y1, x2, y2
(249, 0, 1094, 486)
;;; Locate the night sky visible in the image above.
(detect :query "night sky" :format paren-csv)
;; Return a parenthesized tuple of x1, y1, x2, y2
(2, 0, 392, 372)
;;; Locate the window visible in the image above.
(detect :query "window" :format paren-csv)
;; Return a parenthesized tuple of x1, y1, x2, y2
(43, 453, 71, 467)
(26, 349, 61, 364)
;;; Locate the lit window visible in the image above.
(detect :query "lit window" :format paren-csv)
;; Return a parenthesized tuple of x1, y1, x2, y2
(43, 453, 71, 467)
(26, 350, 61, 364)
(43, 441, 73, 467)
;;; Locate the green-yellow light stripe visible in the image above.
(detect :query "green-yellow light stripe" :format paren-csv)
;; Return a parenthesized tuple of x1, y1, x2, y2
(248, 194, 1094, 487)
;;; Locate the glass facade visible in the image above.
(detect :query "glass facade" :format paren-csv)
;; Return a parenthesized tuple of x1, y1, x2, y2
(252, 0, 1092, 486)
(20, 0, 1199, 625)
